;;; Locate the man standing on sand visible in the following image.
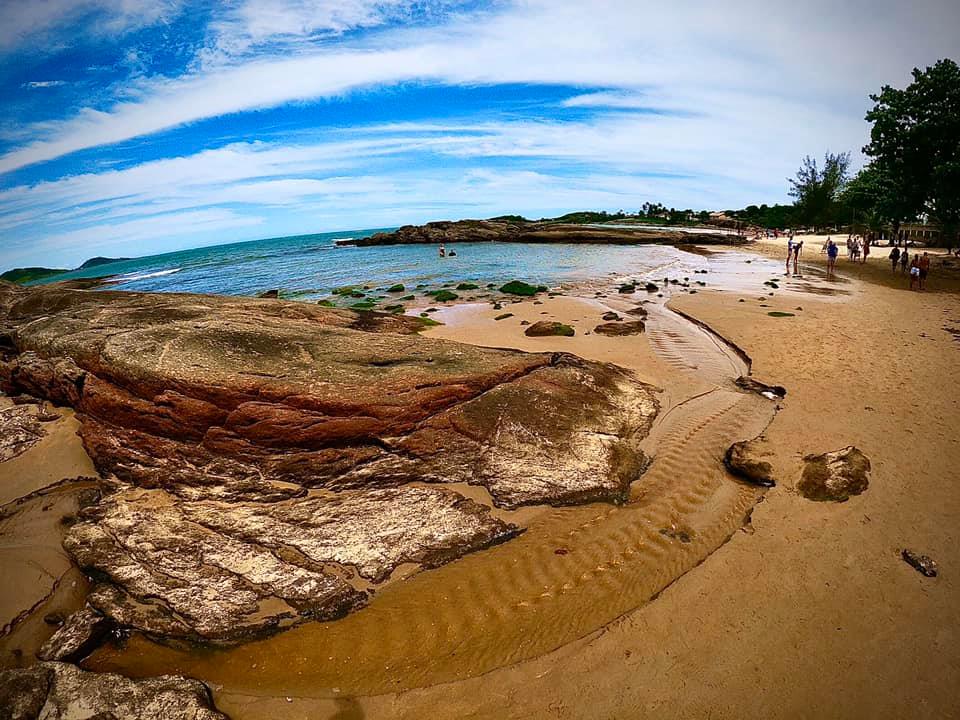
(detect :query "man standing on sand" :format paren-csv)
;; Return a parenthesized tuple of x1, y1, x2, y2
(827, 239, 839, 277)
(919, 252, 931, 290)
(786, 235, 795, 274)
(889, 245, 901, 272)
(793, 238, 804, 275)
(909, 255, 921, 290)
(900, 247, 909, 274)
(862, 235, 870, 264)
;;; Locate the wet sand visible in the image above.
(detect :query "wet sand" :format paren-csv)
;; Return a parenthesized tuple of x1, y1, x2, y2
(3, 242, 959, 718)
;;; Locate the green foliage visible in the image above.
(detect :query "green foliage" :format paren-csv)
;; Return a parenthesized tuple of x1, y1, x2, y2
(863, 58, 960, 244)
(729, 204, 796, 229)
(487, 214, 529, 223)
(788, 152, 850, 229)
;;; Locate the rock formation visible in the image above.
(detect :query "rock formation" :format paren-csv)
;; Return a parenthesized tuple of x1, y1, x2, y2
(0, 662, 226, 720)
(340, 219, 742, 247)
(798, 446, 870, 501)
(0, 405, 45, 462)
(0, 281, 657, 647)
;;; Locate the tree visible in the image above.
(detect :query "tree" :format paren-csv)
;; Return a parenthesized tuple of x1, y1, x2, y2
(788, 152, 850, 230)
(864, 58, 960, 246)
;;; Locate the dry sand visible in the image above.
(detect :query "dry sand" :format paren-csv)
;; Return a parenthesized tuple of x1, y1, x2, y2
(2, 239, 959, 718)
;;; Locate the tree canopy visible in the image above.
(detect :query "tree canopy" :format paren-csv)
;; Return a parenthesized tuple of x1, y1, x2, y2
(862, 58, 960, 242)
(787, 152, 850, 229)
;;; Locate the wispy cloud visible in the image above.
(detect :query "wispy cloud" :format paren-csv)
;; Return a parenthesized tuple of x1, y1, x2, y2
(22, 80, 69, 89)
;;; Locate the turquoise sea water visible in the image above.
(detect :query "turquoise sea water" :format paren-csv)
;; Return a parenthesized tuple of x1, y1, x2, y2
(35, 228, 740, 301)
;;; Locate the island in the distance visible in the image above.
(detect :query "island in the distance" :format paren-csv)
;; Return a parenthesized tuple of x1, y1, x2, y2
(0, 256, 131, 284)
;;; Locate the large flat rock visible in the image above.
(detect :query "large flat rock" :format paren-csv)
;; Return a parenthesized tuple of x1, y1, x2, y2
(0, 281, 658, 645)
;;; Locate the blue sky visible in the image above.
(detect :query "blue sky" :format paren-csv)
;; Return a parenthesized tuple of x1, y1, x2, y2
(1, 0, 957, 270)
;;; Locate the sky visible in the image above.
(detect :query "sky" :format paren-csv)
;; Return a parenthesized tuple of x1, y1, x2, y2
(0, 1, 957, 270)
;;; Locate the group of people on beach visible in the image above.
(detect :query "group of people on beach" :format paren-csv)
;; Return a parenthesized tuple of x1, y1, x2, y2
(889, 245, 932, 290)
(835, 233, 873, 263)
(818, 235, 932, 288)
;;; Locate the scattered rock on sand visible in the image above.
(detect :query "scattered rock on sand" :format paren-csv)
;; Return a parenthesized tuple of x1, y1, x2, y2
(524, 321, 575, 337)
(644, 282, 659, 292)
(798, 446, 871, 501)
(257, 289, 280, 299)
(735, 376, 786, 399)
(901, 549, 938, 577)
(626, 306, 648, 317)
(724, 439, 775, 487)
(601, 311, 621, 321)
(494, 313, 514, 320)
(618, 284, 636, 294)
(594, 321, 645, 336)
(0, 662, 227, 720)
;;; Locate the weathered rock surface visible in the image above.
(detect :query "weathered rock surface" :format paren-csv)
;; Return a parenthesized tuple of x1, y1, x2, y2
(342, 220, 741, 247)
(65, 482, 517, 642)
(0, 405, 45, 462)
(901, 549, 938, 577)
(724, 439, 775, 487)
(36, 606, 111, 662)
(798, 446, 870, 501)
(594, 320, 646, 336)
(524, 321, 575, 337)
(0, 662, 226, 719)
(0, 281, 658, 644)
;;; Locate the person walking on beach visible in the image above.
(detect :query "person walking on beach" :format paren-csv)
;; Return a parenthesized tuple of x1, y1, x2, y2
(909, 255, 921, 290)
(889, 245, 901, 272)
(900, 248, 909, 274)
(786, 236, 795, 274)
(792, 238, 803, 275)
(827, 239, 839, 277)
(862, 235, 870, 264)
(919, 252, 931, 290)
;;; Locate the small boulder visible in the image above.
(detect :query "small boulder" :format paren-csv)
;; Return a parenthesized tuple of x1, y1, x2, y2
(644, 282, 659, 292)
(798, 446, 870, 501)
(601, 311, 621, 321)
(500, 280, 544, 296)
(593, 321, 645, 336)
(494, 313, 514, 321)
(524, 321, 575, 337)
(456, 283, 479, 290)
(724, 439, 775, 487)
(735, 376, 786, 399)
(37, 607, 111, 663)
(618, 284, 636, 294)
(257, 289, 279, 299)
(901, 549, 938, 577)
(387, 284, 405, 293)
(433, 290, 459, 302)
(626, 306, 647, 317)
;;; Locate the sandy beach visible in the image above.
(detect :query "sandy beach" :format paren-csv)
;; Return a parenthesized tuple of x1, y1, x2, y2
(2, 239, 959, 719)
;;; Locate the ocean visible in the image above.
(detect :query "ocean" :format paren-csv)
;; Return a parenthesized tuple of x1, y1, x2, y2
(34, 228, 763, 301)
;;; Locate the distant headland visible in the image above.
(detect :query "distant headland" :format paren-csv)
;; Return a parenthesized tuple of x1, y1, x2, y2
(0, 256, 131, 284)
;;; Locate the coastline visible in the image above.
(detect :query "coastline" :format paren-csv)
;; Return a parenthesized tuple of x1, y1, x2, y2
(1, 239, 958, 719)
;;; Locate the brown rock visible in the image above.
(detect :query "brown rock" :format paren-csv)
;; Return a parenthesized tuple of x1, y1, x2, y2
(0, 405, 45, 462)
(524, 321, 575, 337)
(593, 320, 645, 336)
(724, 439, 775, 487)
(0, 662, 227, 719)
(36, 607, 111, 662)
(798, 446, 870, 501)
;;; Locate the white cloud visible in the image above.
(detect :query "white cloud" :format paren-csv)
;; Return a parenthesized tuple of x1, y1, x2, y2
(1, 0, 957, 175)
(22, 80, 68, 89)
(0, 0, 182, 52)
